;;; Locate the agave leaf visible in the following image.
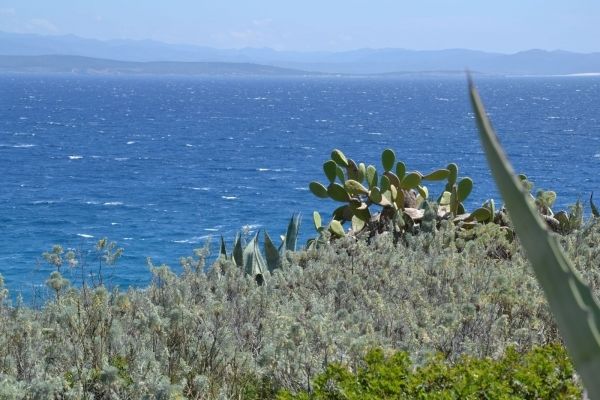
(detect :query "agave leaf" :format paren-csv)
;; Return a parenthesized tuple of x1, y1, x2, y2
(309, 181, 329, 198)
(381, 148, 395, 172)
(471, 78, 600, 398)
(243, 233, 267, 278)
(219, 236, 228, 260)
(232, 233, 243, 268)
(263, 231, 281, 272)
(591, 192, 600, 218)
(282, 213, 301, 252)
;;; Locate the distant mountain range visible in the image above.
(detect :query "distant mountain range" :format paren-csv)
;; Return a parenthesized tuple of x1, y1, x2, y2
(0, 55, 310, 76)
(1, 31, 600, 76)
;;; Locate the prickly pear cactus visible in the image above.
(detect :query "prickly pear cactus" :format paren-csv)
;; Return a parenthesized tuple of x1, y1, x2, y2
(308, 148, 479, 241)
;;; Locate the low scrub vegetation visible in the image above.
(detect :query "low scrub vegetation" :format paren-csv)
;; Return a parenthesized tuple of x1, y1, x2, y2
(2, 215, 600, 398)
(279, 344, 580, 399)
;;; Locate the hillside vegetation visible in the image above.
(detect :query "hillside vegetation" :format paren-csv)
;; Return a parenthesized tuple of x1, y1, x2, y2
(2, 216, 599, 398)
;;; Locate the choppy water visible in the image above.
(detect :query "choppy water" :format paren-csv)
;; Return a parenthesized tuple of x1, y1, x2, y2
(1, 74, 599, 297)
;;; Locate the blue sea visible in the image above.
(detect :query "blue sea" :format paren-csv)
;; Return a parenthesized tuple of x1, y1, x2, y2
(1, 74, 599, 298)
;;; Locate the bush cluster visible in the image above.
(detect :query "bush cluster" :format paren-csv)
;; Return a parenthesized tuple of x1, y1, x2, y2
(278, 343, 581, 399)
(1, 217, 599, 398)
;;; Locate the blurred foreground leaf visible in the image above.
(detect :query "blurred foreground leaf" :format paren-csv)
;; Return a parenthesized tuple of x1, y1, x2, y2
(470, 77, 600, 399)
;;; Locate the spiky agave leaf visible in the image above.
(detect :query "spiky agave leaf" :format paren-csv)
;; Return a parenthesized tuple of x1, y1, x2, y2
(219, 236, 228, 260)
(232, 233, 244, 268)
(282, 213, 301, 252)
(470, 77, 600, 398)
(243, 232, 267, 279)
(263, 231, 281, 272)
(591, 192, 600, 218)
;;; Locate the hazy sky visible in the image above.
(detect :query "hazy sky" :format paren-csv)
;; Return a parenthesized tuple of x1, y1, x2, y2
(0, 1, 599, 53)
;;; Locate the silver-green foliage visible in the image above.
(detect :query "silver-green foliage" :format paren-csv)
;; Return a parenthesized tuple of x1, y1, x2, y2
(470, 78, 600, 399)
(3, 218, 600, 397)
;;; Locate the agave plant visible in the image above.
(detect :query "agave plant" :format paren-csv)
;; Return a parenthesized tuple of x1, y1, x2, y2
(220, 214, 301, 283)
(470, 77, 600, 398)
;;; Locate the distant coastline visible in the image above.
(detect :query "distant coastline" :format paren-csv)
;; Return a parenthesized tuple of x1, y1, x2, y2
(3, 31, 600, 76)
(0, 55, 317, 77)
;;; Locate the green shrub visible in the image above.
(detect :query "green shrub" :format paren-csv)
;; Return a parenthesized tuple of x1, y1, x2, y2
(279, 343, 581, 399)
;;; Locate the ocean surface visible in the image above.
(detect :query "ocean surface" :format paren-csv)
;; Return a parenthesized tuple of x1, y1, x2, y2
(1, 74, 599, 299)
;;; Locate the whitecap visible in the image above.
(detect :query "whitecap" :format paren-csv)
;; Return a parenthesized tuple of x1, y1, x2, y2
(173, 235, 208, 244)
(77, 233, 94, 239)
(189, 187, 210, 191)
(257, 168, 270, 172)
(12, 144, 36, 148)
(221, 196, 237, 200)
(185, 144, 194, 147)
(294, 187, 309, 191)
(84, 201, 100, 205)
(103, 201, 123, 206)
(367, 132, 382, 135)
(126, 141, 136, 145)
(69, 155, 83, 160)
(114, 157, 129, 161)
(204, 228, 219, 232)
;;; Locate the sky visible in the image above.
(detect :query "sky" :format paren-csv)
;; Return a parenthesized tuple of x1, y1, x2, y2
(0, 1, 599, 53)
